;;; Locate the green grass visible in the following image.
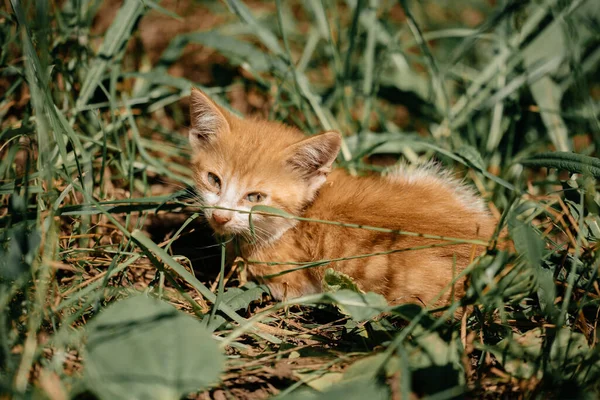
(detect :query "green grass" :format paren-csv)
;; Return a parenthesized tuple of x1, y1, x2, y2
(1, 0, 600, 398)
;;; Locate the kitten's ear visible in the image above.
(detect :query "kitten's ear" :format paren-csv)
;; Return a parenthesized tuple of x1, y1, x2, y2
(287, 131, 341, 177)
(189, 88, 230, 151)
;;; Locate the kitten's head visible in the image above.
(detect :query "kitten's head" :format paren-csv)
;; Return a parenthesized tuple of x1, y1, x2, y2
(188, 88, 341, 242)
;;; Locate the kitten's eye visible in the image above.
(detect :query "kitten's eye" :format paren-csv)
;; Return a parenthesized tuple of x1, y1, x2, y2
(207, 172, 221, 190)
(246, 192, 266, 203)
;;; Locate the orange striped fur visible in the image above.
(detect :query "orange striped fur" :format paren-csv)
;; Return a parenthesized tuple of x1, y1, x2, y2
(188, 88, 496, 307)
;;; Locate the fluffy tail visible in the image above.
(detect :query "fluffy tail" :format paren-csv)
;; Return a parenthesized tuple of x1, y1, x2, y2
(384, 160, 488, 214)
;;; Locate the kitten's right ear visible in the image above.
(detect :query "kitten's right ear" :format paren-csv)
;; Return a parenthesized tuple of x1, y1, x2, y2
(189, 88, 230, 151)
(286, 131, 342, 177)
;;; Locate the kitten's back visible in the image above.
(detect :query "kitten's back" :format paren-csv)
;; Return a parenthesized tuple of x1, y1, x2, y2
(292, 167, 496, 306)
(308, 166, 492, 236)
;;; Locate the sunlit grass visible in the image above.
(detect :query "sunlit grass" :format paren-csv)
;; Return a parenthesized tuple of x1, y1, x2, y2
(1, 0, 599, 398)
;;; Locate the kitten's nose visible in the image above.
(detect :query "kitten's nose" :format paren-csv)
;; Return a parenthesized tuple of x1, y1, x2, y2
(212, 211, 232, 225)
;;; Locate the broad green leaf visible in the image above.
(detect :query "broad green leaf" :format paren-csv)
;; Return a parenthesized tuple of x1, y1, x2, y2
(409, 326, 462, 370)
(489, 328, 544, 380)
(215, 282, 267, 311)
(343, 353, 388, 380)
(489, 327, 600, 384)
(389, 303, 437, 327)
(285, 354, 390, 399)
(206, 283, 267, 330)
(405, 326, 465, 395)
(84, 295, 224, 400)
(323, 290, 387, 321)
(549, 328, 600, 385)
(0, 225, 39, 282)
(536, 266, 557, 316)
(283, 378, 390, 400)
(508, 216, 553, 310)
(322, 268, 363, 293)
(508, 218, 544, 271)
(294, 372, 343, 392)
(131, 230, 281, 344)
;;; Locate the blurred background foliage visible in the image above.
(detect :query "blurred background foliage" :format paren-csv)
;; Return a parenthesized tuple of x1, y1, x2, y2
(1, 0, 600, 398)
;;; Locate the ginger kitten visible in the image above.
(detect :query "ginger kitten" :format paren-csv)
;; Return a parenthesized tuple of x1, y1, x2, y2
(188, 88, 496, 308)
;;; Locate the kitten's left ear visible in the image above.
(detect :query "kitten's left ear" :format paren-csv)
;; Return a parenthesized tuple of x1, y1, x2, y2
(286, 131, 341, 177)
(189, 88, 231, 151)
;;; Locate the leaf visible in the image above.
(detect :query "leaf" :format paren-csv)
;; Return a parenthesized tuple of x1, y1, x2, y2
(508, 218, 544, 271)
(501, 216, 544, 304)
(322, 268, 363, 293)
(377, 54, 430, 103)
(84, 295, 225, 400)
(343, 353, 388, 380)
(285, 354, 390, 400)
(468, 251, 535, 305)
(206, 283, 267, 330)
(389, 303, 423, 320)
(536, 266, 557, 316)
(322, 289, 388, 321)
(455, 144, 486, 171)
(410, 327, 461, 369)
(489, 328, 544, 380)
(294, 372, 343, 392)
(283, 378, 390, 400)
(127, 71, 194, 91)
(131, 230, 281, 344)
(406, 326, 465, 395)
(0, 224, 39, 282)
(548, 329, 600, 386)
(519, 152, 600, 178)
(218, 282, 267, 310)
(550, 328, 588, 369)
(489, 327, 600, 384)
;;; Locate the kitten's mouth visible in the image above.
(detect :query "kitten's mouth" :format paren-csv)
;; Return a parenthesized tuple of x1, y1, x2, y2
(209, 220, 258, 240)
(209, 221, 232, 235)
(208, 218, 245, 237)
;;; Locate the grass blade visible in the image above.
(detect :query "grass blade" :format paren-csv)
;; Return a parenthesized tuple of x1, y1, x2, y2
(77, 0, 146, 108)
